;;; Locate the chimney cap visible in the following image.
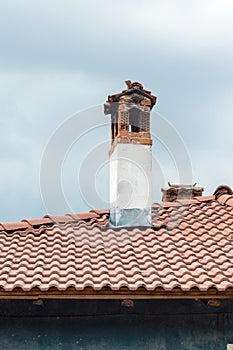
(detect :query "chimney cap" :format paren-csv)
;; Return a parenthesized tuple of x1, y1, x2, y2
(104, 80, 157, 115)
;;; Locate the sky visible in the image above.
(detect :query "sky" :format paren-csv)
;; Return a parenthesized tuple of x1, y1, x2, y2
(0, 0, 233, 222)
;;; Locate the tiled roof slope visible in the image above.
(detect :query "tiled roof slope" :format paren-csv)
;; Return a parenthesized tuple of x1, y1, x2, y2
(0, 186, 233, 298)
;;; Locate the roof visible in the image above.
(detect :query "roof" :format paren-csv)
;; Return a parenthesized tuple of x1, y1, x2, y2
(0, 185, 233, 299)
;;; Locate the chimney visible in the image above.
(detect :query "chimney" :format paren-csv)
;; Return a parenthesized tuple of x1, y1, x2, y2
(161, 183, 204, 202)
(104, 81, 157, 226)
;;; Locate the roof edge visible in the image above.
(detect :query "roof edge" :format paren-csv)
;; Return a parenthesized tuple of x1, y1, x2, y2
(0, 286, 233, 300)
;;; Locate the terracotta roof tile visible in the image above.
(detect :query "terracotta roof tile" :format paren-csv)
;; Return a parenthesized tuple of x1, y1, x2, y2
(43, 215, 74, 223)
(225, 197, 233, 206)
(195, 195, 215, 202)
(0, 222, 30, 231)
(0, 188, 233, 296)
(21, 218, 52, 226)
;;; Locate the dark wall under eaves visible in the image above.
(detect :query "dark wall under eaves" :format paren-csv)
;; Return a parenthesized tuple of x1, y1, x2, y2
(0, 299, 232, 350)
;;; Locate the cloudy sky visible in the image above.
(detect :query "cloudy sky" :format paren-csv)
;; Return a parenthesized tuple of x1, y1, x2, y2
(0, 0, 233, 222)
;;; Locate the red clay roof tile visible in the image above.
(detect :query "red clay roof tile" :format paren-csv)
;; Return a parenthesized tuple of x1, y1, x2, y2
(0, 222, 30, 231)
(217, 194, 232, 204)
(225, 197, 233, 207)
(213, 185, 233, 199)
(21, 218, 52, 226)
(43, 215, 73, 223)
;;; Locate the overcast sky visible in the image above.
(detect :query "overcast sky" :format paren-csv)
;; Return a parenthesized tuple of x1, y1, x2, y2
(0, 0, 233, 222)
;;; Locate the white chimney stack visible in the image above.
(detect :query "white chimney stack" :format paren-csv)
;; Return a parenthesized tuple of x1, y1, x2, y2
(104, 81, 157, 227)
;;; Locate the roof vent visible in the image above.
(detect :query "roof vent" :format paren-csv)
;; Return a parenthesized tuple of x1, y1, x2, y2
(161, 182, 204, 202)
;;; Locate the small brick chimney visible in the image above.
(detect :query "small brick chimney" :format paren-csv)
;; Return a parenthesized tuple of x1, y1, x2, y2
(161, 183, 204, 202)
(104, 81, 157, 226)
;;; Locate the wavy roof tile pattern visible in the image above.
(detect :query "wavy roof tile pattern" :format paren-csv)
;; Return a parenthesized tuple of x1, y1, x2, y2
(0, 186, 233, 298)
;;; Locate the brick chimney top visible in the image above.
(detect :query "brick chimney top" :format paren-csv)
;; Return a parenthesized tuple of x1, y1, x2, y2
(161, 182, 204, 202)
(104, 80, 157, 115)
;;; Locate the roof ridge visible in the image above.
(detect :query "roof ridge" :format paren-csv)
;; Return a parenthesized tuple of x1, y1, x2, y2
(0, 210, 110, 233)
(0, 186, 232, 232)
